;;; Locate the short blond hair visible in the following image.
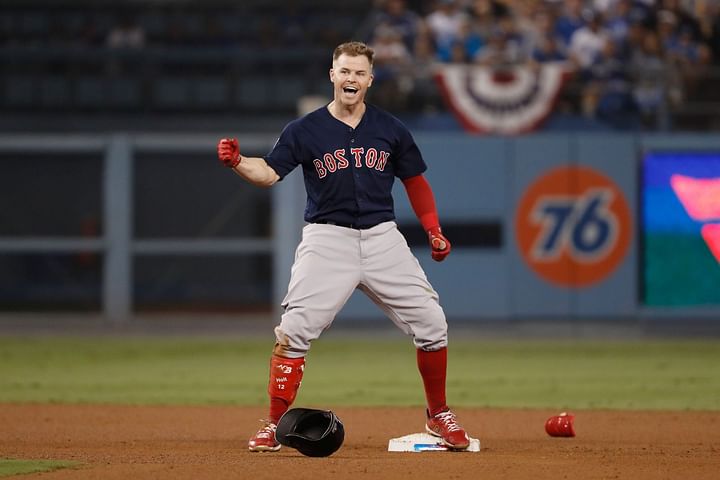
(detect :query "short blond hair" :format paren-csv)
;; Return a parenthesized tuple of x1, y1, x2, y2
(332, 41, 374, 66)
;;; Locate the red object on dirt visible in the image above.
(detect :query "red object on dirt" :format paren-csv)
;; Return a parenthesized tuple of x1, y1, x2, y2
(545, 412, 576, 437)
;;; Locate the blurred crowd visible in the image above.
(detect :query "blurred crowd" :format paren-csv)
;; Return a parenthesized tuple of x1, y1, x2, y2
(2, 0, 720, 128)
(0, 4, 356, 51)
(358, 0, 720, 126)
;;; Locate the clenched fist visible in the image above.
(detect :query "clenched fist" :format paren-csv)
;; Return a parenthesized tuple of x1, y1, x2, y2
(217, 138, 241, 168)
(428, 226, 451, 262)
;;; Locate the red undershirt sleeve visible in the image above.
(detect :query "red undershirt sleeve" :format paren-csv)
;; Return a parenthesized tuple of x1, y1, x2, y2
(401, 174, 440, 232)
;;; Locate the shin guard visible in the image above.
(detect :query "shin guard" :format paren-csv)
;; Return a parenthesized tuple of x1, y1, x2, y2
(267, 354, 305, 423)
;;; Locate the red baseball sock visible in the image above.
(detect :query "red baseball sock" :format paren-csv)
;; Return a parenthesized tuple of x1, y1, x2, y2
(269, 397, 289, 426)
(267, 354, 305, 425)
(416, 347, 448, 417)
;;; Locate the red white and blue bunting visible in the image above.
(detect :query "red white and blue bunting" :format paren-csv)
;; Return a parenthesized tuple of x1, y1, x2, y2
(434, 62, 570, 135)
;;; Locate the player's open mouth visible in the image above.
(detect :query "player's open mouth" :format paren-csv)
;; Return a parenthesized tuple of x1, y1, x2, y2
(342, 86, 359, 95)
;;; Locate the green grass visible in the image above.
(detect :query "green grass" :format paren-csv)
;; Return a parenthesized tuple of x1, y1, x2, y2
(0, 337, 719, 410)
(0, 459, 78, 477)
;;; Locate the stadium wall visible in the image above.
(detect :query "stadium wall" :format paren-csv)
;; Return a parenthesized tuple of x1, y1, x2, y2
(1, 132, 719, 323)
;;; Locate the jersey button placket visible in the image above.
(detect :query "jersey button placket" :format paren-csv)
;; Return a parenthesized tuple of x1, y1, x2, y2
(348, 128, 361, 222)
(352, 133, 358, 179)
(350, 132, 359, 180)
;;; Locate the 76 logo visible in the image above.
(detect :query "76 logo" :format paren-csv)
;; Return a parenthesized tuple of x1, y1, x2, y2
(530, 188, 618, 263)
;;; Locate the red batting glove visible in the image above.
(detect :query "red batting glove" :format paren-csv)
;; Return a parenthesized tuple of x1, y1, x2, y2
(217, 138, 241, 168)
(428, 226, 451, 262)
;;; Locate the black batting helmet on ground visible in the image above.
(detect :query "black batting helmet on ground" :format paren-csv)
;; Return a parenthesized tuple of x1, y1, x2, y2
(275, 408, 345, 457)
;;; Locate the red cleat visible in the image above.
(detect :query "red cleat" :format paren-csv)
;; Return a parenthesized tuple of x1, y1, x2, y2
(425, 409, 470, 450)
(248, 421, 281, 452)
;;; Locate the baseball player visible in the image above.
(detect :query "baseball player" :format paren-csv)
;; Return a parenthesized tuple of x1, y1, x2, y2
(217, 41, 471, 452)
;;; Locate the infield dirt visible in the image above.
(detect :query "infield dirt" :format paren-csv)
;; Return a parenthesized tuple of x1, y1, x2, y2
(1, 405, 718, 479)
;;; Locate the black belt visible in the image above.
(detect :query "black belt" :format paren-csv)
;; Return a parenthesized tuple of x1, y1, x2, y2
(313, 220, 375, 230)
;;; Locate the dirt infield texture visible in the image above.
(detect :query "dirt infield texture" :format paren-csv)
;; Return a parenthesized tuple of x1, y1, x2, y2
(1, 405, 718, 480)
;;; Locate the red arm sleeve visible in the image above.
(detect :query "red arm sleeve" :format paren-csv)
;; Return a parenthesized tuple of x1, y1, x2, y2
(401, 174, 440, 232)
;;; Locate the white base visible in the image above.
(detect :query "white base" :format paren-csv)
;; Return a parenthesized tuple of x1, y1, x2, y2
(388, 433, 481, 452)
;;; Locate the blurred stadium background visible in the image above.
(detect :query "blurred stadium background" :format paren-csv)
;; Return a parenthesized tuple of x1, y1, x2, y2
(2, 0, 720, 335)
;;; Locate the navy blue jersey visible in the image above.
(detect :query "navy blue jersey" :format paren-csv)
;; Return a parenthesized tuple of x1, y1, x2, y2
(265, 103, 426, 228)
